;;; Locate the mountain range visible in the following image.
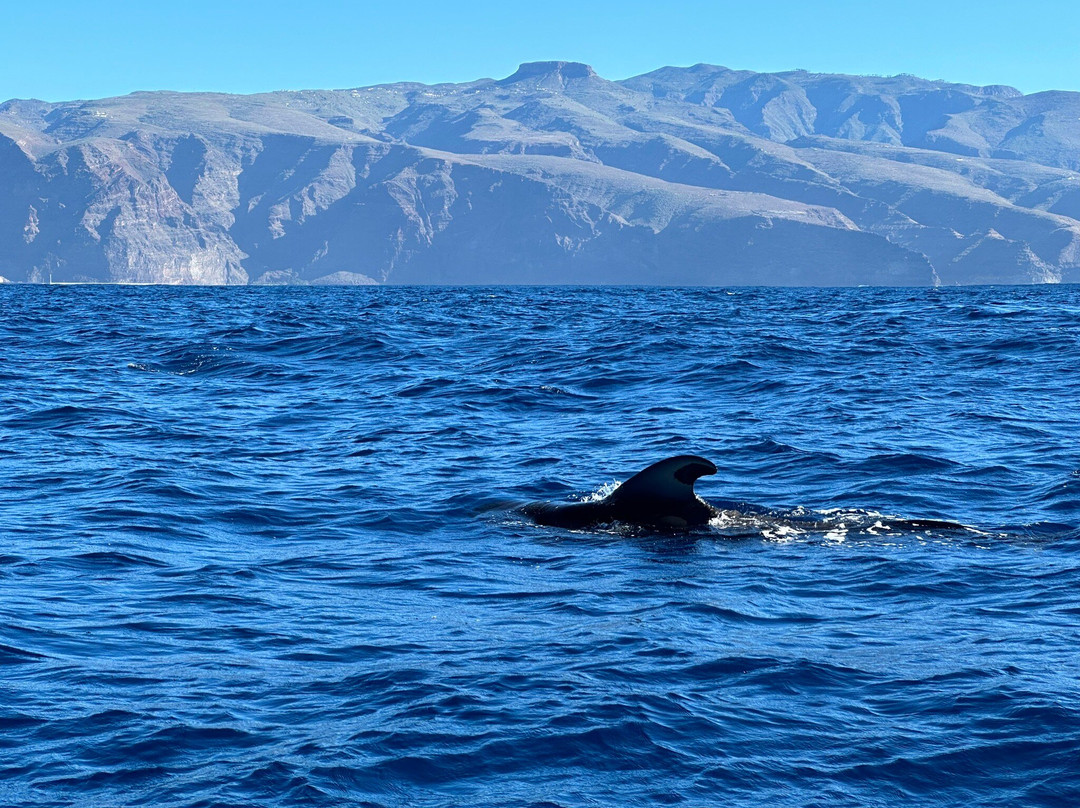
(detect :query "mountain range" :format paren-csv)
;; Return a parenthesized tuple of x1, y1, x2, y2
(3, 61, 1080, 285)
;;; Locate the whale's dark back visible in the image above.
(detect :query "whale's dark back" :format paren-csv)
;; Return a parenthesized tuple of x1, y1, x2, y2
(521, 499, 612, 529)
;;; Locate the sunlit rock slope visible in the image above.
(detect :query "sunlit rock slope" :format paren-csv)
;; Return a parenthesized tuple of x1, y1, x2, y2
(3, 61, 1080, 285)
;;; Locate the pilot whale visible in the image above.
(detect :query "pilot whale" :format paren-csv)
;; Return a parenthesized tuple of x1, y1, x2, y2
(521, 454, 970, 534)
(522, 455, 719, 529)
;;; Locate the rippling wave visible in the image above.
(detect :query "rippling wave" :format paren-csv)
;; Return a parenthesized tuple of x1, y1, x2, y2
(2, 285, 1079, 807)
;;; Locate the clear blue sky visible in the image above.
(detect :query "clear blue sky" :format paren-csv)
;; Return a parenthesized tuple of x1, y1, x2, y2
(2, 0, 1077, 102)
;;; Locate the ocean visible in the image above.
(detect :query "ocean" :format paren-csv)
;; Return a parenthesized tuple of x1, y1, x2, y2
(2, 285, 1079, 807)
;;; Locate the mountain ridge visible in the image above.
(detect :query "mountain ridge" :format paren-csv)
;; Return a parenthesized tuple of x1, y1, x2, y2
(2, 62, 1080, 285)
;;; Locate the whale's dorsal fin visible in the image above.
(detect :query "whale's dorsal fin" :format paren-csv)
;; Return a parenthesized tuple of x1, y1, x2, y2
(607, 455, 717, 526)
(520, 455, 718, 530)
(612, 455, 718, 500)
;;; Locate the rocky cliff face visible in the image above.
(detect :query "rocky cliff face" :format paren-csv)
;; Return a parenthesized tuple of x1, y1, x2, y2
(2, 62, 1080, 285)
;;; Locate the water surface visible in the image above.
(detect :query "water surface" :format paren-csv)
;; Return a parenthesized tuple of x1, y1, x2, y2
(2, 285, 1079, 807)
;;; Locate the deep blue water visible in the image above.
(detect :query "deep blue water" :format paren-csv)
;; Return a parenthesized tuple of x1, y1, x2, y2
(2, 285, 1080, 808)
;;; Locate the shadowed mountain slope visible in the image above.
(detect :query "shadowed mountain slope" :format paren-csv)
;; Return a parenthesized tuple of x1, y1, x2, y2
(2, 61, 1080, 285)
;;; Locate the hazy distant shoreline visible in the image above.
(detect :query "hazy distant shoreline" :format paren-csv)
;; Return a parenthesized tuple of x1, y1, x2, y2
(3, 60, 1080, 287)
